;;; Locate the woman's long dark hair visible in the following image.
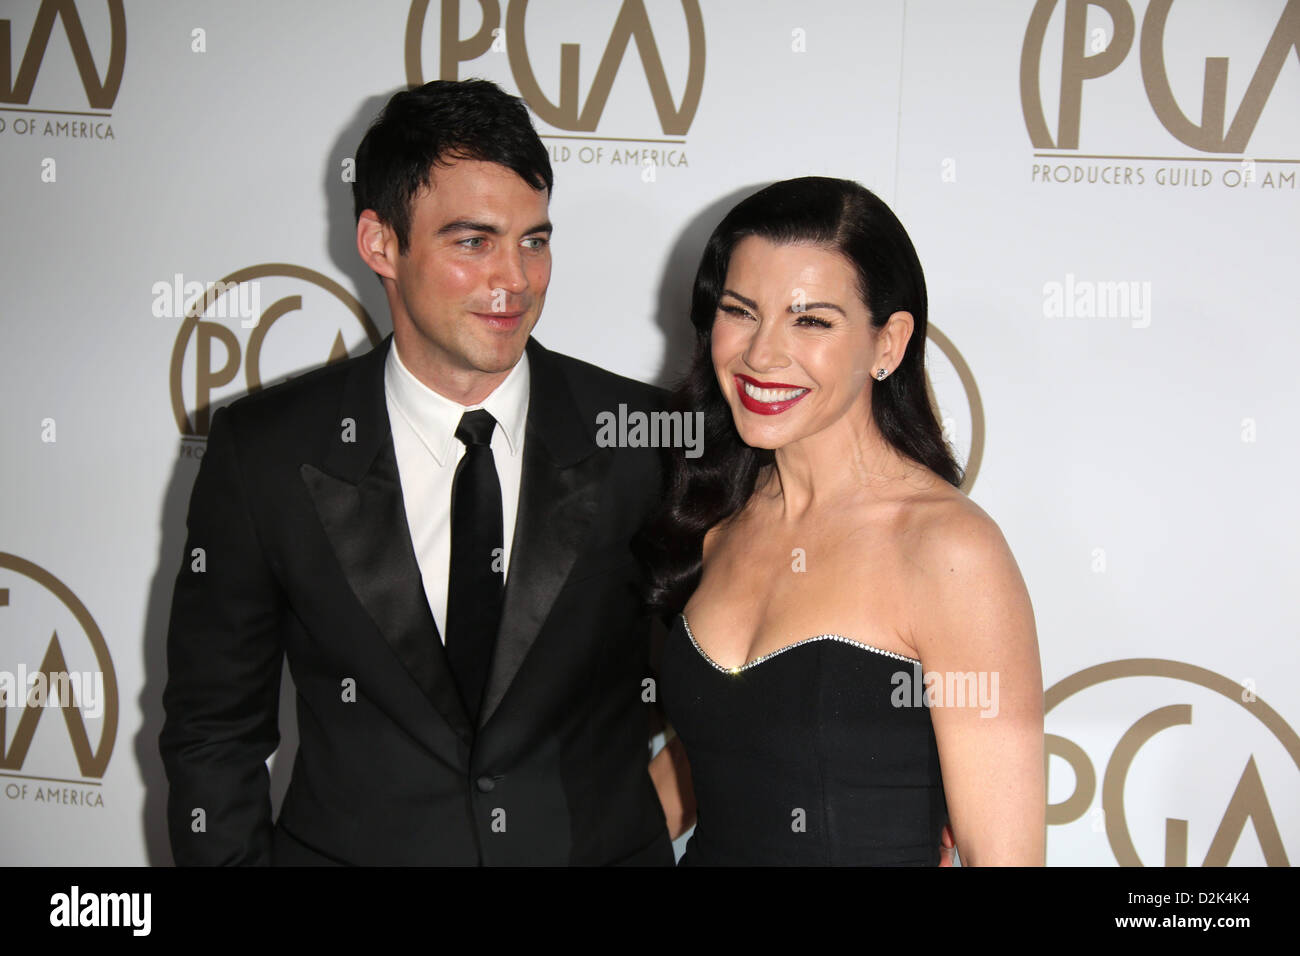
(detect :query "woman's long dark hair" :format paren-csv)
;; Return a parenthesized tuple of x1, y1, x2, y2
(637, 177, 964, 614)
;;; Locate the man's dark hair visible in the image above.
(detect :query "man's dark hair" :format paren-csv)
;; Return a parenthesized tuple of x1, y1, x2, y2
(352, 79, 553, 253)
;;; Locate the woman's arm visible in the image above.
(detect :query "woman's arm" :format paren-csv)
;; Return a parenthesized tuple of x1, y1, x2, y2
(909, 505, 1045, 866)
(649, 730, 697, 840)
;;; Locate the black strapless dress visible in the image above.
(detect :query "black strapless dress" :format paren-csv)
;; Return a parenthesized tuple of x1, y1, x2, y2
(660, 613, 949, 865)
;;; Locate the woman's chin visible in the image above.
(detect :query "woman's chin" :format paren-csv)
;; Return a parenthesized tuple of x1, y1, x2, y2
(733, 420, 802, 451)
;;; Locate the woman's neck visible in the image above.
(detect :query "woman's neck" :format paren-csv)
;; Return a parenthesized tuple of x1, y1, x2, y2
(759, 412, 917, 520)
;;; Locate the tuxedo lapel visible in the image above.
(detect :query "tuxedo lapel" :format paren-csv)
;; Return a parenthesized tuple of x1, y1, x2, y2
(299, 337, 473, 740)
(479, 338, 608, 729)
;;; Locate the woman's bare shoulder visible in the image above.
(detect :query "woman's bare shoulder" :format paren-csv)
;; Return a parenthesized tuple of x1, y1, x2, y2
(700, 503, 748, 563)
(892, 481, 1031, 642)
(898, 481, 1010, 573)
(700, 474, 774, 562)
(897, 483, 1035, 660)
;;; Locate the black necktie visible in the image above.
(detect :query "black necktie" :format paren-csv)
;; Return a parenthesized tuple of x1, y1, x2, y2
(446, 409, 504, 721)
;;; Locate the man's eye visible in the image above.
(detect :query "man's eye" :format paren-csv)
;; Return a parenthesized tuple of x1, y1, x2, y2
(522, 236, 549, 249)
(459, 236, 485, 248)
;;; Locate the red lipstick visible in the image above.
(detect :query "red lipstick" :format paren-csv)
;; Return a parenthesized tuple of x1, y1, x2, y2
(734, 373, 810, 415)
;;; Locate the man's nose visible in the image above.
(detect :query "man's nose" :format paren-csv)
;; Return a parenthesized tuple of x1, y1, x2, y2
(491, 248, 529, 295)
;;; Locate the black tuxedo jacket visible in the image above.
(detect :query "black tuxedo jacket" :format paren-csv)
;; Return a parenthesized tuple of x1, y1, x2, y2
(160, 336, 674, 865)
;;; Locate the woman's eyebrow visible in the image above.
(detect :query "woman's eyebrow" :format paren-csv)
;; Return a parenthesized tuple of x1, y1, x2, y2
(720, 289, 846, 316)
(793, 300, 846, 316)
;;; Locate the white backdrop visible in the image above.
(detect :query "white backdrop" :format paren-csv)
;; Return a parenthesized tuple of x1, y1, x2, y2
(1, 0, 1296, 865)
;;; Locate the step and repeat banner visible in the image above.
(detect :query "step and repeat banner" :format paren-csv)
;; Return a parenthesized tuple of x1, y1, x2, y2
(1, 0, 1296, 866)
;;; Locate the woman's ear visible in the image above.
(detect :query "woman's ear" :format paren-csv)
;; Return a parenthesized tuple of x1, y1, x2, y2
(875, 310, 915, 375)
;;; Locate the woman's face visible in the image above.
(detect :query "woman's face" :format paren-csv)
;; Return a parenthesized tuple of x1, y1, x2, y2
(711, 236, 877, 451)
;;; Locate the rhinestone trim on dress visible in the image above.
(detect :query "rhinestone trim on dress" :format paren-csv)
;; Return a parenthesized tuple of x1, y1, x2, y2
(680, 613, 921, 674)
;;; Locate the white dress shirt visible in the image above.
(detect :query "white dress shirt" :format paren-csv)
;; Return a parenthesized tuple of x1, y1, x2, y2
(383, 341, 529, 642)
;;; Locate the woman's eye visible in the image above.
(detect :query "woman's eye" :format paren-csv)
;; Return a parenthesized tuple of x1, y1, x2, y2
(720, 305, 754, 320)
(796, 316, 832, 328)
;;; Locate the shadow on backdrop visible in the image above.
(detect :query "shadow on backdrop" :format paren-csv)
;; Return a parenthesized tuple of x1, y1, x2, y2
(138, 91, 400, 865)
(647, 182, 771, 390)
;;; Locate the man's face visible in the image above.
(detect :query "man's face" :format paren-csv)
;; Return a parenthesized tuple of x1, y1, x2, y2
(386, 158, 552, 395)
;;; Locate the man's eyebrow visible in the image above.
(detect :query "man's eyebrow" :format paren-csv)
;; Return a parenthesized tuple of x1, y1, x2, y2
(436, 219, 554, 237)
(719, 289, 846, 316)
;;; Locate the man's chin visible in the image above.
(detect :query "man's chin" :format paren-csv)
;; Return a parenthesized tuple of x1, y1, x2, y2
(470, 334, 531, 374)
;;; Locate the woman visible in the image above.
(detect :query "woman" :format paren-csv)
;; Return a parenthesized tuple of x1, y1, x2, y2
(642, 177, 1044, 865)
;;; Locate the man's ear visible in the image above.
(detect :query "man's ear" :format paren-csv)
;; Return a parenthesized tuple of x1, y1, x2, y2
(357, 210, 398, 281)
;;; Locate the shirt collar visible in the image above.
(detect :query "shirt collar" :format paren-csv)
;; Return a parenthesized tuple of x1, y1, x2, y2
(384, 339, 530, 466)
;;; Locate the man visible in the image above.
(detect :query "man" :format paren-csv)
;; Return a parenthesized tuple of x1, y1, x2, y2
(159, 79, 674, 865)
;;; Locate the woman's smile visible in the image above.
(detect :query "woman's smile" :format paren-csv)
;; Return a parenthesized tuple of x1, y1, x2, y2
(734, 373, 811, 414)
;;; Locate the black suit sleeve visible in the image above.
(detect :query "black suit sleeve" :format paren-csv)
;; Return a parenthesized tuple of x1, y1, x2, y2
(159, 405, 286, 865)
